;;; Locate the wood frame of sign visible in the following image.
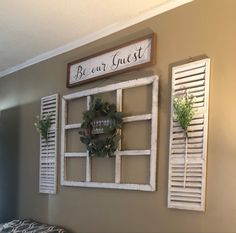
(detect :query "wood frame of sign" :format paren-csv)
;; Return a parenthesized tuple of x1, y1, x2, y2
(67, 33, 157, 87)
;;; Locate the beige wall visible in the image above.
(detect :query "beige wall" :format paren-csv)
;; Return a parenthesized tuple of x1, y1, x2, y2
(0, 107, 19, 222)
(1, 0, 236, 232)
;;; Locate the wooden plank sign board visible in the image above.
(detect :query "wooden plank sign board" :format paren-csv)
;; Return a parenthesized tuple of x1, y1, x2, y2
(168, 58, 210, 211)
(67, 34, 156, 87)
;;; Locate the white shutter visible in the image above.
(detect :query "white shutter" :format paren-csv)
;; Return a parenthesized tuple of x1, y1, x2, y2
(39, 94, 59, 194)
(168, 59, 210, 211)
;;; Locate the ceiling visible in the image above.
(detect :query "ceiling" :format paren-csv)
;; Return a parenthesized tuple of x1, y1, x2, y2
(0, 0, 191, 77)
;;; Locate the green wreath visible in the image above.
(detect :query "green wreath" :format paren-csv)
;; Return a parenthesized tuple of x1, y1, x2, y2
(79, 98, 123, 157)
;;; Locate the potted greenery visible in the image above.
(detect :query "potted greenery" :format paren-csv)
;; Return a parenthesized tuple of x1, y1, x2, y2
(173, 91, 195, 138)
(34, 114, 52, 143)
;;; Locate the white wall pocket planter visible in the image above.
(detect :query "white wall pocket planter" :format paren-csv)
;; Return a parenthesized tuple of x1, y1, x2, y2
(39, 94, 59, 194)
(168, 58, 210, 211)
(61, 76, 159, 191)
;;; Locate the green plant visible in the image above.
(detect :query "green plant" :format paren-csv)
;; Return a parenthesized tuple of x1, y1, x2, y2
(34, 114, 51, 142)
(79, 98, 123, 157)
(173, 92, 195, 136)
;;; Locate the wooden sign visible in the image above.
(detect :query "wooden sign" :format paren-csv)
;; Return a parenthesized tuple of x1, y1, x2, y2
(67, 34, 156, 87)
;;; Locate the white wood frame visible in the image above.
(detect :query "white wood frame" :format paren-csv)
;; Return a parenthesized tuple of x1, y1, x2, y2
(39, 94, 59, 194)
(168, 58, 210, 211)
(61, 76, 159, 191)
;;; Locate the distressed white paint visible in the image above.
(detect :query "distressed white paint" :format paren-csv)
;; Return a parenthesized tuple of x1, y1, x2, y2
(65, 152, 87, 158)
(123, 114, 152, 122)
(61, 97, 67, 182)
(150, 77, 158, 190)
(86, 96, 92, 182)
(39, 94, 58, 194)
(61, 180, 155, 192)
(64, 76, 154, 100)
(64, 123, 81, 130)
(168, 58, 210, 211)
(64, 150, 151, 158)
(115, 89, 123, 184)
(115, 150, 151, 156)
(61, 76, 159, 191)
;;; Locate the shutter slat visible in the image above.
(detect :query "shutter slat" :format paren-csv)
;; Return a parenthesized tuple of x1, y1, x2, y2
(170, 196, 201, 202)
(174, 80, 205, 91)
(175, 73, 205, 83)
(175, 86, 205, 96)
(171, 192, 201, 198)
(172, 143, 203, 149)
(174, 61, 206, 74)
(168, 59, 210, 211)
(173, 125, 203, 133)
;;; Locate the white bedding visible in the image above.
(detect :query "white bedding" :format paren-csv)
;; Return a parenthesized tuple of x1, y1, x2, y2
(0, 220, 67, 232)
(0, 223, 3, 232)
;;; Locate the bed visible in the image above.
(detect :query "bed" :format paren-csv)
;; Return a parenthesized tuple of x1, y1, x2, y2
(0, 219, 67, 232)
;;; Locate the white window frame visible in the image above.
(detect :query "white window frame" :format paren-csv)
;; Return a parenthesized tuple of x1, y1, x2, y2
(61, 76, 159, 191)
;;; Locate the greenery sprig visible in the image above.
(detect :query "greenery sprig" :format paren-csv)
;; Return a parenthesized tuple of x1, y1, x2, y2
(34, 114, 51, 143)
(79, 98, 123, 157)
(173, 91, 195, 137)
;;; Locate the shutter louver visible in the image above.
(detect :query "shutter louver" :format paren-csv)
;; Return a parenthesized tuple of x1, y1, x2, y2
(39, 94, 58, 194)
(168, 59, 210, 211)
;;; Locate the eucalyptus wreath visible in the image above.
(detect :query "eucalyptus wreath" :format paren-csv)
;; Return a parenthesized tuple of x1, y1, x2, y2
(173, 91, 195, 137)
(34, 114, 51, 143)
(79, 98, 123, 157)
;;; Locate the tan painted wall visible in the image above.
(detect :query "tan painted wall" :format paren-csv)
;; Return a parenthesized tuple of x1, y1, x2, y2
(0, 108, 18, 222)
(1, 0, 236, 232)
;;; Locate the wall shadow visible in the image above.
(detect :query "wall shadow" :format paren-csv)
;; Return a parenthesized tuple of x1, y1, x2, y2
(0, 106, 20, 223)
